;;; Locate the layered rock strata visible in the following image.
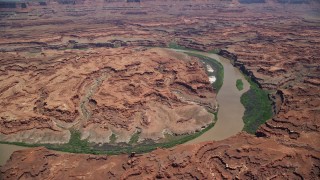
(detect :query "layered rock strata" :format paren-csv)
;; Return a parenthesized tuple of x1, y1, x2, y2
(0, 48, 216, 144)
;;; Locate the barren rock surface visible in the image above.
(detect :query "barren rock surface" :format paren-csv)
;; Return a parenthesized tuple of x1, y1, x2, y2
(0, 47, 216, 144)
(2, 132, 319, 179)
(0, 0, 320, 179)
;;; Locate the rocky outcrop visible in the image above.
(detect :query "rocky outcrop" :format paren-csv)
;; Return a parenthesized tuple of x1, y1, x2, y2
(0, 48, 216, 144)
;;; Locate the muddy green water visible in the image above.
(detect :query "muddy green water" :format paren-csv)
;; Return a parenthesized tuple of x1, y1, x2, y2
(0, 49, 249, 166)
(172, 49, 250, 144)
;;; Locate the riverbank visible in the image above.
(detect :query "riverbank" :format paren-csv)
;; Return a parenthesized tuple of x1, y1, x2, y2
(174, 50, 250, 144)
(218, 50, 274, 134)
(240, 76, 273, 134)
(186, 52, 224, 93)
(0, 112, 217, 158)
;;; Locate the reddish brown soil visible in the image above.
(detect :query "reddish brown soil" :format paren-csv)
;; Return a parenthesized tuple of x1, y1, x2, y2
(0, 0, 320, 179)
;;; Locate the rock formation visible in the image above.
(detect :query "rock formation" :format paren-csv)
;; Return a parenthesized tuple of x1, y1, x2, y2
(0, 48, 216, 144)
(1, 132, 319, 179)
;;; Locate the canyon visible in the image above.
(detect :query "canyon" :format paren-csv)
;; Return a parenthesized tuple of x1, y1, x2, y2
(0, 47, 217, 144)
(0, 0, 319, 179)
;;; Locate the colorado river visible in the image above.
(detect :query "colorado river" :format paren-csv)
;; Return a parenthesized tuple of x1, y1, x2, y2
(0, 144, 28, 166)
(171, 49, 250, 144)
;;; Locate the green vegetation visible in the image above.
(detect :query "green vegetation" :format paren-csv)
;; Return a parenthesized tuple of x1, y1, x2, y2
(0, 130, 95, 154)
(168, 42, 191, 51)
(207, 48, 220, 54)
(118, 113, 218, 154)
(213, 111, 218, 121)
(168, 42, 220, 55)
(186, 52, 224, 92)
(129, 131, 140, 144)
(55, 130, 91, 153)
(168, 42, 203, 52)
(109, 133, 117, 144)
(0, 141, 39, 148)
(240, 76, 273, 134)
(236, 79, 244, 91)
(0, 113, 218, 155)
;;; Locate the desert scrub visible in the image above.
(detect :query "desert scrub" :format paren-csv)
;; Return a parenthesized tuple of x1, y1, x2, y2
(236, 79, 244, 91)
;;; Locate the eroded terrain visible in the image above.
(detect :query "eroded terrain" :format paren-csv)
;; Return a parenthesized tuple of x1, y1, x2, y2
(0, 0, 319, 179)
(2, 132, 319, 179)
(0, 47, 216, 144)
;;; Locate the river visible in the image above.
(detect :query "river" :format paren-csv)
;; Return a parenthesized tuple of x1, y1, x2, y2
(0, 144, 28, 166)
(171, 49, 250, 144)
